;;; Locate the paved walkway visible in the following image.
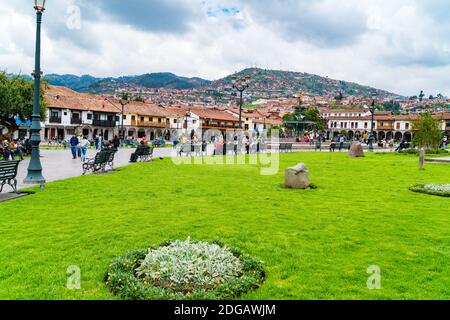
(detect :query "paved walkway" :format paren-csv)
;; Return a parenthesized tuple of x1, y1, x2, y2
(14, 147, 175, 192)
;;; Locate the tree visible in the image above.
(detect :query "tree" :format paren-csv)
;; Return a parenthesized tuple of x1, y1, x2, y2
(302, 108, 324, 131)
(382, 100, 401, 115)
(0, 71, 47, 139)
(412, 113, 442, 150)
(418, 90, 425, 102)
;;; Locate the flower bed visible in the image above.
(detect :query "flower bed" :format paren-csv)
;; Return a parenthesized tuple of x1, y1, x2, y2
(105, 238, 265, 300)
(410, 184, 450, 197)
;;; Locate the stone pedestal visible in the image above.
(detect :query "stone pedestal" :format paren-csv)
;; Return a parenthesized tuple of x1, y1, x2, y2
(349, 142, 365, 158)
(285, 163, 310, 189)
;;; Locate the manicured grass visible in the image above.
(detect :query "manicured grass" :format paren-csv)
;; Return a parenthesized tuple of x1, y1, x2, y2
(0, 153, 449, 299)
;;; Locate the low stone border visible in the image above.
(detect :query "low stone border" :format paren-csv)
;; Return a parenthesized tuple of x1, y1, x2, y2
(105, 239, 265, 300)
(409, 184, 450, 197)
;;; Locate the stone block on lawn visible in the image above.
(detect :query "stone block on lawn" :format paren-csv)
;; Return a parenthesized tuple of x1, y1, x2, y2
(349, 141, 365, 158)
(285, 163, 310, 189)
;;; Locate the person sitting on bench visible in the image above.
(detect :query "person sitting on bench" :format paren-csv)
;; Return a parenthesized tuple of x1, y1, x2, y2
(130, 140, 147, 163)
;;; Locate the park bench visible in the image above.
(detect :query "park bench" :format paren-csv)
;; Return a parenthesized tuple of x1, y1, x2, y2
(279, 143, 293, 152)
(178, 143, 192, 156)
(82, 149, 116, 175)
(134, 145, 154, 162)
(315, 141, 322, 152)
(0, 160, 21, 193)
(329, 142, 351, 152)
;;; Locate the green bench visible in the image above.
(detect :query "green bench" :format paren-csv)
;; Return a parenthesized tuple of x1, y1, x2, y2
(134, 146, 154, 162)
(82, 149, 116, 175)
(0, 160, 21, 193)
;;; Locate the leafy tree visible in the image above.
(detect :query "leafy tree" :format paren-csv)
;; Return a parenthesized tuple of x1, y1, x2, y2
(0, 71, 47, 138)
(382, 100, 401, 115)
(302, 108, 324, 131)
(334, 91, 344, 101)
(412, 113, 442, 150)
(419, 90, 425, 102)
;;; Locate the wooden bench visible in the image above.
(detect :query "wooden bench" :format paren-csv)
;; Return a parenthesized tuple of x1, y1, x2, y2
(0, 160, 21, 193)
(330, 142, 351, 152)
(82, 149, 116, 175)
(134, 146, 154, 162)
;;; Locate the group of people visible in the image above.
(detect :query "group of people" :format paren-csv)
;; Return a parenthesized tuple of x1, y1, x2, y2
(212, 135, 266, 155)
(0, 138, 30, 161)
(69, 134, 123, 161)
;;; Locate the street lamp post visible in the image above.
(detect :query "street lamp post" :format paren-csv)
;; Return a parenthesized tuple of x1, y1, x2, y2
(105, 96, 129, 147)
(368, 92, 377, 152)
(24, 0, 46, 187)
(231, 74, 251, 129)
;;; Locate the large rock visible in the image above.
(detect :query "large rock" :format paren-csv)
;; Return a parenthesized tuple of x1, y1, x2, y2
(285, 163, 310, 189)
(348, 141, 365, 158)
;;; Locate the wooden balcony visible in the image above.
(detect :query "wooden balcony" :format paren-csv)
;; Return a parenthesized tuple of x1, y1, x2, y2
(71, 118, 82, 125)
(131, 120, 169, 128)
(377, 125, 395, 130)
(49, 116, 62, 124)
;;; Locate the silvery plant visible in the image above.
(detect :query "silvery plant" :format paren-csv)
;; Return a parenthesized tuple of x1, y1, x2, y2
(424, 184, 450, 192)
(136, 238, 243, 292)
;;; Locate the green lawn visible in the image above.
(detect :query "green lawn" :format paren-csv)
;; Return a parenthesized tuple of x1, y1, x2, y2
(0, 153, 449, 300)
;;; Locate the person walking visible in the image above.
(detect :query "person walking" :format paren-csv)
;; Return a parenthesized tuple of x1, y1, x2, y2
(79, 136, 90, 162)
(112, 135, 120, 151)
(70, 134, 79, 159)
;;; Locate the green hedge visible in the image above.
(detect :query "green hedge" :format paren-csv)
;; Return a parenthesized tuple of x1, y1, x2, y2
(105, 240, 265, 300)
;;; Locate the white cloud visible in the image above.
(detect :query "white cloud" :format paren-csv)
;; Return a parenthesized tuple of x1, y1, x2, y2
(1, 0, 449, 96)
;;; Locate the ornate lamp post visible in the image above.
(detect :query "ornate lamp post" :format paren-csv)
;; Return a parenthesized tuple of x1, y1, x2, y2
(105, 95, 129, 147)
(24, 0, 46, 187)
(231, 74, 251, 129)
(368, 92, 377, 152)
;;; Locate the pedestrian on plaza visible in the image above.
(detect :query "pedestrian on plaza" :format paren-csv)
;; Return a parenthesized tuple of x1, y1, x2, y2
(2, 140, 11, 160)
(112, 135, 120, 151)
(70, 134, 79, 159)
(97, 135, 103, 150)
(79, 136, 90, 162)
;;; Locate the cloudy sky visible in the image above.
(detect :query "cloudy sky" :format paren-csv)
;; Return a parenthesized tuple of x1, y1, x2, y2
(1, 0, 449, 96)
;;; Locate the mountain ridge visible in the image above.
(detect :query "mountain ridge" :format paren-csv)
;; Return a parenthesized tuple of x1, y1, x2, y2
(43, 68, 402, 98)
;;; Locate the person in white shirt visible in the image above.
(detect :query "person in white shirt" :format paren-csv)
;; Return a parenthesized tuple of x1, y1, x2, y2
(79, 136, 90, 162)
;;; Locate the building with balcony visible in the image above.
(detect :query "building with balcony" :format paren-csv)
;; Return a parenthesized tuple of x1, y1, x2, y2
(44, 86, 120, 141)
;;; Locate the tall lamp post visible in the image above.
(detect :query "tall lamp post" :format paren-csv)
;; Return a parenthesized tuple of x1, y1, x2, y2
(368, 92, 377, 152)
(24, 0, 46, 187)
(104, 96, 129, 146)
(231, 74, 251, 129)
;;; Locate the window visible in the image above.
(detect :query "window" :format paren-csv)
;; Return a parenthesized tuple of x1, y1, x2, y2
(51, 111, 59, 118)
(67, 129, 75, 135)
(405, 123, 410, 130)
(141, 117, 145, 122)
(158, 118, 162, 123)
(131, 116, 136, 121)
(122, 115, 126, 120)
(364, 122, 368, 129)
(72, 112, 80, 119)
(87, 113, 92, 120)
(173, 119, 177, 124)
(396, 123, 400, 130)
(64, 112, 67, 116)
(115, 116, 119, 122)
